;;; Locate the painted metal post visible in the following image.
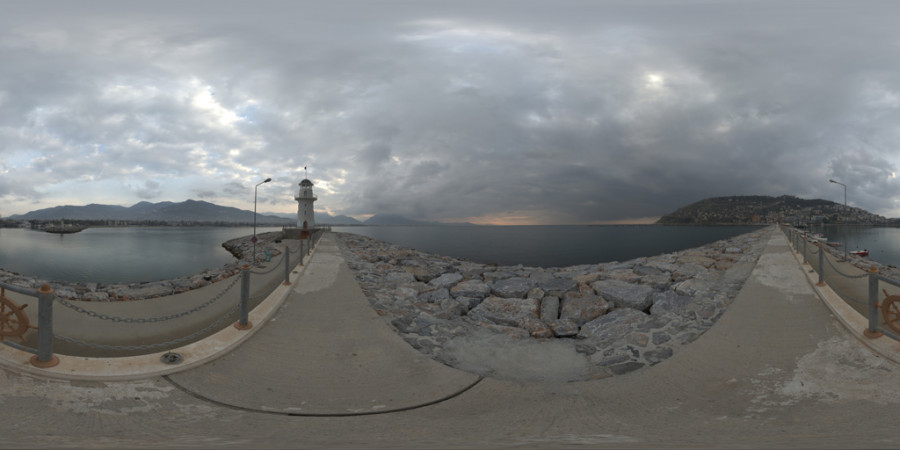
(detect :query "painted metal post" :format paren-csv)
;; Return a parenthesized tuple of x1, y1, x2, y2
(802, 237, 808, 265)
(234, 264, 253, 330)
(283, 245, 291, 286)
(31, 284, 59, 368)
(864, 267, 883, 338)
(299, 240, 305, 265)
(816, 243, 825, 286)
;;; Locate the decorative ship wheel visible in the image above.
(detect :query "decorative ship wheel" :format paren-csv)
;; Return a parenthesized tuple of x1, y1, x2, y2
(881, 290, 900, 335)
(0, 288, 36, 343)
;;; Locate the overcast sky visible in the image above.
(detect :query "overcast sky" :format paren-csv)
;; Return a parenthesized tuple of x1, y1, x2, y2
(2, 1, 900, 224)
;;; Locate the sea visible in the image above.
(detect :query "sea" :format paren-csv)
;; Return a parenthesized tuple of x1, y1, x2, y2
(0, 226, 283, 284)
(10, 223, 866, 285)
(331, 225, 764, 268)
(807, 224, 900, 267)
(0, 224, 766, 284)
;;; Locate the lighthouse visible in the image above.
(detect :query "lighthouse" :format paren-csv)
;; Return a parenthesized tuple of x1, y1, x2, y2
(295, 178, 317, 229)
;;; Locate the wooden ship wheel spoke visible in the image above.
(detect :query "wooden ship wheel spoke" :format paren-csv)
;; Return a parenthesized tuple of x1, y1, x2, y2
(0, 288, 35, 343)
(881, 291, 900, 335)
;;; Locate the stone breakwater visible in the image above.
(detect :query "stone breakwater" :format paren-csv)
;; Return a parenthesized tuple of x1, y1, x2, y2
(0, 231, 285, 301)
(337, 226, 771, 381)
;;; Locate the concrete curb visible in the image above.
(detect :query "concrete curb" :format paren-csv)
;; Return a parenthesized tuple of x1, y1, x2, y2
(0, 238, 324, 381)
(786, 233, 900, 365)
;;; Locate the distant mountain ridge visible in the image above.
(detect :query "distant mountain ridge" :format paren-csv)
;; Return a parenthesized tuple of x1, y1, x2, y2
(656, 195, 888, 225)
(14, 200, 291, 225)
(8, 201, 459, 226)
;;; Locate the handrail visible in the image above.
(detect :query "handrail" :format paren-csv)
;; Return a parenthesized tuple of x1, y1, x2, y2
(0, 229, 327, 366)
(780, 224, 899, 340)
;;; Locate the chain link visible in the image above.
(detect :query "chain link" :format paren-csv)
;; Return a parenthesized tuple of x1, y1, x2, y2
(821, 272, 868, 305)
(55, 301, 241, 351)
(822, 253, 870, 279)
(250, 253, 286, 275)
(54, 274, 242, 323)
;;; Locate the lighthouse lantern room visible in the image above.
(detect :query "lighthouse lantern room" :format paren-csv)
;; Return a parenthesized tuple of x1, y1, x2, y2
(295, 179, 317, 230)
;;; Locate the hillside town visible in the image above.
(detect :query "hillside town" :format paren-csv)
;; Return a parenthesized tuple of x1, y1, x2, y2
(657, 195, 890, 226)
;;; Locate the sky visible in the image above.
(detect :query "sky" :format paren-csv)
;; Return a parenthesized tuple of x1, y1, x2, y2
(2, 0, 900, 225)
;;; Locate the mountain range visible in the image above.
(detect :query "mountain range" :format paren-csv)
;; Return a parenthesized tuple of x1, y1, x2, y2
(7, 200, 471, 226)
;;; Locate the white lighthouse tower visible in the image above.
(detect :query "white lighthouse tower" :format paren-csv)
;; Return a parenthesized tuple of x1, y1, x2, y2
(295, 178, 317, 229)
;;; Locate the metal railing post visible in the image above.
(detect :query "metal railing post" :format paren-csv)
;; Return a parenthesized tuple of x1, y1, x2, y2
(234, 264, 253, 330)
(816, 243, 825, 286)
(31, 284, 59, 368)
(865, 266, 884, 339)
(802, 237, 808, 265)
(283, 245, 291, 286)
(300, 239, 305, 265)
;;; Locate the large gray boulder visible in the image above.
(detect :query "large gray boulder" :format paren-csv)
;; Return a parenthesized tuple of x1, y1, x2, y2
(450, 279, 491, 298)
(590, 279, 654, 311)
(540, 296, 560, 321)
(538, 277, 578, 296)
(405, 265, 443, 282)
(650, 291, 694, 316)
(577, 308, 651, 341)
(491, 277, 533, 298)
(483, 271, 515, 281)
(560, 292, 609, 326)
(467, 296, 540, 327)
(384, 270, 417, 286)
(547, 318, 579, 337)
(428, 273, 463, 289)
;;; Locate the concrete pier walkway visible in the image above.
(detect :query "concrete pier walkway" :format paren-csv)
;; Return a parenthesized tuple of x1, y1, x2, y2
(0, 229, 899, 448)
(166, 234, 481, 415)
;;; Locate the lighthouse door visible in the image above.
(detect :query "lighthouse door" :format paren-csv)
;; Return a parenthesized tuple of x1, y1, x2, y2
(303, 220, 308, 230)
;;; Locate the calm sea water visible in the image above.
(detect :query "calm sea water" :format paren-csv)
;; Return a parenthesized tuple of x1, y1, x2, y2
(0, 226, 282, 284)
(809, 224, 900, 267)
(0, 224, 770, 284)
(332, 225, 765, 268)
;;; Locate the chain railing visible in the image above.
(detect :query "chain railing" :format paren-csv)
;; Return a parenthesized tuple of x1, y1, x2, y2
(0, 230, 327, 366)
(54, 274, 242, 324)
(780, 225, 900, 341)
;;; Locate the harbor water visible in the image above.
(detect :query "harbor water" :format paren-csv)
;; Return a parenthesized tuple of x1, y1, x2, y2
(0, 224, 765, 284)
(332, 225, 764, 268)
(0, 226, 282, 284)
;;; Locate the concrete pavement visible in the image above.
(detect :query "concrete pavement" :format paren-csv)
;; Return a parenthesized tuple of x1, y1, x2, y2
(166, 234, 481, 415)
(0, 228, 898, 448)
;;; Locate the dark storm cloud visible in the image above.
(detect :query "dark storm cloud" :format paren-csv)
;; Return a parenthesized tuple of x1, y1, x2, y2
(2, 1, 900, 222)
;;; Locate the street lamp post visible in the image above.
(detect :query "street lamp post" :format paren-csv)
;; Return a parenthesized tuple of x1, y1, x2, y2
(829, 179, 848, 258)
(253, 177, 272, 265)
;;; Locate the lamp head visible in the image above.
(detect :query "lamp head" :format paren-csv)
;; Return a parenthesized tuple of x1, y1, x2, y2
(264, 178, 272, 183)
(829, 179, 836, 183)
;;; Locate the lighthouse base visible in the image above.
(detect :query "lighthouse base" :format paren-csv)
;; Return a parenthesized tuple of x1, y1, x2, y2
(282, 227, 316, 240)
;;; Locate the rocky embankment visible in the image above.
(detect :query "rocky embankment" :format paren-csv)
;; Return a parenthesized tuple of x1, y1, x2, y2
(0, 231, 285, 301)
(337, 227, 771, 381)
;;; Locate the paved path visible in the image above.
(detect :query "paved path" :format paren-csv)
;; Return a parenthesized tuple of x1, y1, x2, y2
(166, 234, 481, 415)
(0, 229, 899, 448)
